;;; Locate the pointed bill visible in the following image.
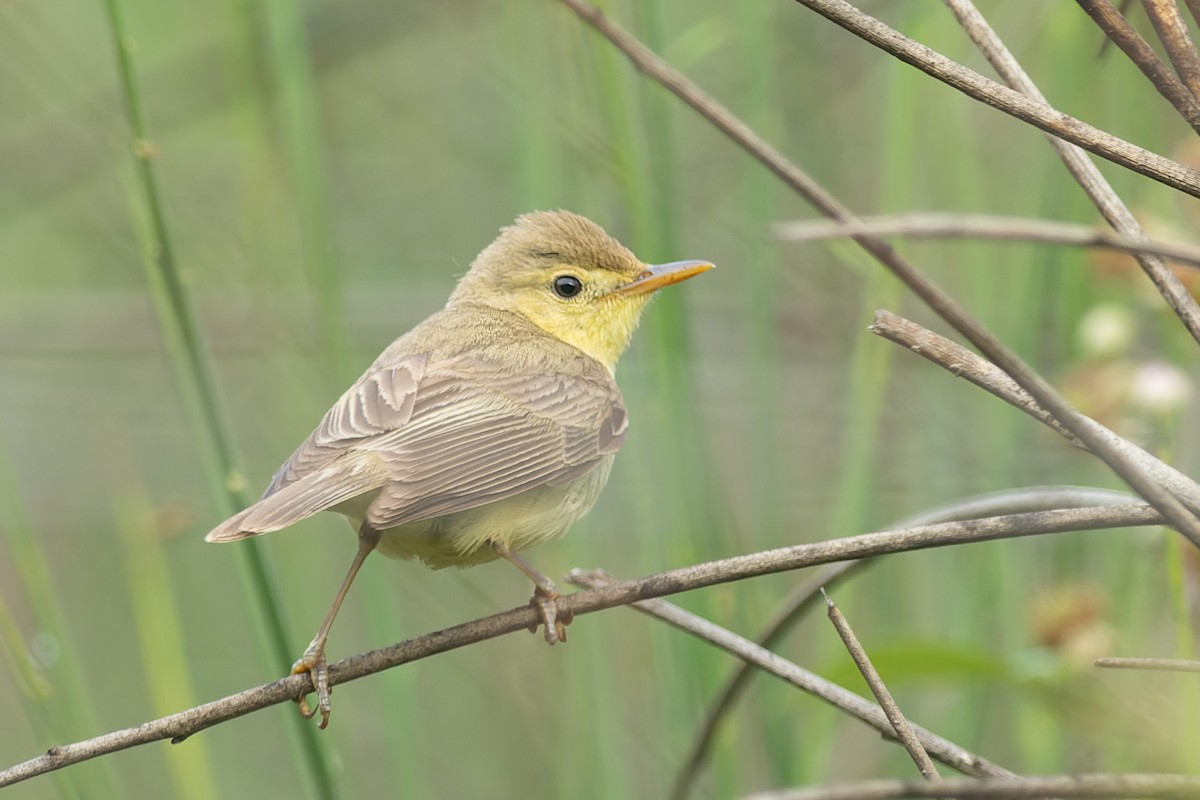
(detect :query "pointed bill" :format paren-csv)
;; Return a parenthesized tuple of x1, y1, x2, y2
(614, 259, 714, 296)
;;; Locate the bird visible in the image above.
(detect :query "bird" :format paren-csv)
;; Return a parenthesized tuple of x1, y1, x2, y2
(205, 210, 712, 727)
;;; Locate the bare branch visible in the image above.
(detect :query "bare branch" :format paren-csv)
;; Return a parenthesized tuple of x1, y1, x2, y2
(822, 589, 941, 781)
(1095, 656, 1200, 671)
(739, 774, 1200, 800)
(774, 214, 1200, 269)
(778, 0, 1200, 197)
(868, 310, 1200, 515)
(1074, 0, 1200, 129)
(557, 0, 1200, 550)
(673, 487, 1138, 800)
(945, 0, 1200, 368)
(0, 504, 1164, 788)
(568, 570, 1010, 780)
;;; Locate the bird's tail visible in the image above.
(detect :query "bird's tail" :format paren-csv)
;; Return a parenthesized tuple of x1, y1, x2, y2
(205, 454, 389, 542)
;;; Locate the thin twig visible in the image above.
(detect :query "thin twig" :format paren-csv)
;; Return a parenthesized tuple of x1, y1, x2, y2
(1143, 0, 1200, 102)
(778, 0, 1200, 197)
(946, 0, 1200, 358)
(0, 504, 1164, 788)
(1075, 0, 1200, 130)
(822, 589, 941, 781)
(568, 570, 1010, 779)
(557, 0, 1200, 550)
(868, 310, 1200, 515)
(673, 486, 1137, 800)
(673, 561, 868, 800)
(1095, 656, 1200, 671)
(739, 774, 1200, 800)
(774, 213, 1200, 268)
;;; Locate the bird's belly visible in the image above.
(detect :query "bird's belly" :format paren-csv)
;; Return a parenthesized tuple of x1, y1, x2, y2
(371, 456, 614, 569)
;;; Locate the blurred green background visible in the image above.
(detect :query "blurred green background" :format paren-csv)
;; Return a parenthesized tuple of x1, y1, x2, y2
(2, 1, 1198, 797)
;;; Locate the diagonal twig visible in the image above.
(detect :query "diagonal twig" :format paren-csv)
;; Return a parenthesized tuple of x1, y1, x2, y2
(556, 0, 1200, 549)
(822, 589, 941, 781)
(1075, 0, 1200, 130)
(868, 309, 1200, 515)
(1143, 0, 1200, 102)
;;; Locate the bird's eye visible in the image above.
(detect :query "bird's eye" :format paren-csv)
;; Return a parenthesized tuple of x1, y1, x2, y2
(552, 275, 583, 298)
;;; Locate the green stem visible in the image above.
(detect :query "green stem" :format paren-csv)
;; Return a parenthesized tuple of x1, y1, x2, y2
(100, 1, 337, 796)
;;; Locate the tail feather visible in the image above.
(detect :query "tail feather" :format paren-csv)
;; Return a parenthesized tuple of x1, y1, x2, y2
(205, 453, 389, 542)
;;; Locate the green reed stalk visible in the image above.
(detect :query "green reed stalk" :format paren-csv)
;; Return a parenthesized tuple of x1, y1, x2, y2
(100, 1, 336, 796)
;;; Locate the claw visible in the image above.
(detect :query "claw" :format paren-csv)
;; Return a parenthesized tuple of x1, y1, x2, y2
(490, 540, 574, 645)
(291, 645, 331, 729)
(531, 583, 572, 645)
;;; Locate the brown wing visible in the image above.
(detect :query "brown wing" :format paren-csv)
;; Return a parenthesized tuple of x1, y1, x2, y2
(360, 364, 627, 529)
(205, 352, 627, 541)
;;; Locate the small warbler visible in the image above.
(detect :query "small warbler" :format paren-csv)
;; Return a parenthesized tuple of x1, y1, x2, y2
(206, 210, 712, 726)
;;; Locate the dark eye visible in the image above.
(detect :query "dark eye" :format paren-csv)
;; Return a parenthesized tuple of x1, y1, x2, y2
(552, 275, 583, 298)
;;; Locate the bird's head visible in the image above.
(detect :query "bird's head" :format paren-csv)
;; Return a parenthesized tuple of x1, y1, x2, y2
(448, 210, 712, 370)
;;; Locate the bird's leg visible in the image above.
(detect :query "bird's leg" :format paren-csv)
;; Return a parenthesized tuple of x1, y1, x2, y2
(489, 541, 571, 645)
(292, 523, 380, 728)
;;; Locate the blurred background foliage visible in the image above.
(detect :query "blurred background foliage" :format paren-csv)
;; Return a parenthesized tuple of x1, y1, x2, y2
(2, 1, 1198, 797)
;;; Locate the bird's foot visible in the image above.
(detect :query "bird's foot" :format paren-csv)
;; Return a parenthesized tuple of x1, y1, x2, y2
(291, 643, 332, 729)
(530, 582, 573, 645)
(488, 540, 573, 645)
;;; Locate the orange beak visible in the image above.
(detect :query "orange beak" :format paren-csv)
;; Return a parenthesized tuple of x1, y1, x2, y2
(614, 260, 714, 297)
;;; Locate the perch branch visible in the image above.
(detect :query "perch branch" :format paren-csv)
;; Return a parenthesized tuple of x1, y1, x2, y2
(0, 504, 1163, 788)
(557, 0, 1200, 550)
(774, 213, 1200, 269)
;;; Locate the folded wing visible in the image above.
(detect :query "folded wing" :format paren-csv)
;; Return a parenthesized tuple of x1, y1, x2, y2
(205, 352, 627, 542)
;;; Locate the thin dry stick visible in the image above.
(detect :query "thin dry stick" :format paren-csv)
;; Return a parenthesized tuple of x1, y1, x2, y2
(868, 310, 1200, 515)
(0, 504, 1164, 788)
(1143, 0, 1200, 101)
(1095, 656, 1200, 671)
(674, 561, 868, 800)
(1075, 0, 1200, 130)
(568, 570, 1009, 779)
(822, 589, 941, 781)
(945, 0, 1200, 358)
(673, 486, 1138, 800)
(739, 774, 1200, 800)
(774, 214, 1200, 268)
(556, 0, 1200, 547)
(777, 0, 1200, 197)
